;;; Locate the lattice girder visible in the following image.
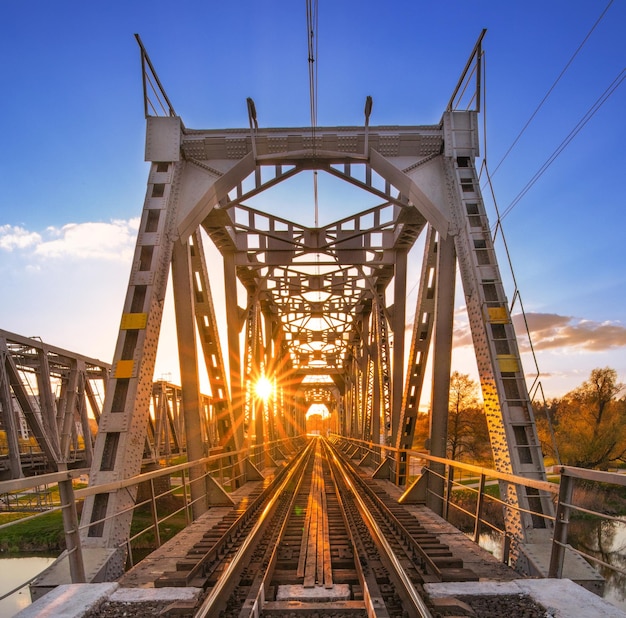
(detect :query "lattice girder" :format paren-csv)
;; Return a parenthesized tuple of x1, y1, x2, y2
(80, 107, 553, 579)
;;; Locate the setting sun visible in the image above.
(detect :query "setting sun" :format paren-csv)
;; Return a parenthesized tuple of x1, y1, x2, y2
(255, 376, 273, 401)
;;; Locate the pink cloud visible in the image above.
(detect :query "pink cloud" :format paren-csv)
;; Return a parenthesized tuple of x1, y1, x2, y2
(453, 311, 626, 353)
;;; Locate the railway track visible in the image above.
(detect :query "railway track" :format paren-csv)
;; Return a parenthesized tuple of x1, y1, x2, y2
(146, 437, 479, 617)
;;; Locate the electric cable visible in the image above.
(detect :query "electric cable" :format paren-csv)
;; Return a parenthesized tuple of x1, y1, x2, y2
(305, 0, 320, 229)
(490, 0, 615, 178)
(499, 67, 625, 221)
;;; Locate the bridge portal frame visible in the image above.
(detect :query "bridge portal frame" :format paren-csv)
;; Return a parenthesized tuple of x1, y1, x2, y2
(78, 34, 554, 580)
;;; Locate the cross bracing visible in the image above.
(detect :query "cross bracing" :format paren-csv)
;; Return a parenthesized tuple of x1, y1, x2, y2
(0, 329, 109, 480)
(76, 35, 556, 580)
(0, 328, 224, 481)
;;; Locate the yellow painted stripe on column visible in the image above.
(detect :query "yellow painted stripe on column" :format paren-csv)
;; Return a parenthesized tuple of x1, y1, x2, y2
(115, 360, 135, 378)
(497, 355, 520, 373)
(121, 313, 148, 329)
(487, 306, 509, 323)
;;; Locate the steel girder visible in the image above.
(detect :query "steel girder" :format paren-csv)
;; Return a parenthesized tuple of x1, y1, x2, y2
(146, 381, 216, 460)
(78, 103, 553, 577)
(440, 121, 554, 554)
(0, 329, 109, 480)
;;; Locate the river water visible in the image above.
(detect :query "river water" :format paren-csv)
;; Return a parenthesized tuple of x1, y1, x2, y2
(568, 518, 626, 612)
(0, 555, 56, 617)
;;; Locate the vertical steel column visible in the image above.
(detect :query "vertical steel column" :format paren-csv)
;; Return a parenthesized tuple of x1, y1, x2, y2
(395, 227, 438, 484)
(75, 369, 94, 468)
(263, 312, 276, 444)
(549, 471, 574, 578)
(80, 144, 182, 579)
(189, 230, 240, 454)
(58, 361, 79, 460)
(373, 295, 392, 444)
(426, 235, 456, 515)
(172, 238, 207, 517)
(0, 352, 23, 478)
(35, 347, 61, 458)
(391, 249, 407, 447)
(223, 252, 245, 456)
(371, 312, 381, 444)
(250, 304, 264, 450)
(360, 318, 371, 441)
(58, 470, 86, 583)
(443, 111, 553, 552)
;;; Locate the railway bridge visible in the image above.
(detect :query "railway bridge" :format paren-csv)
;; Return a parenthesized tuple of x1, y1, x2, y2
(2, 35, 618, 617)
(80, 33, 553, 577)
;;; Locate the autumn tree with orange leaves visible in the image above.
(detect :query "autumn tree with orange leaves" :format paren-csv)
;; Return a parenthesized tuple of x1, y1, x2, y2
(412, 371, 492, 465)
(535, 367, 626, 470)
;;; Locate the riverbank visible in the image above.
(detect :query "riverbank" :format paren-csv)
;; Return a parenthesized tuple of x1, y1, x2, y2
(0, 511, 66, 553)
(0, 500, 188, 554)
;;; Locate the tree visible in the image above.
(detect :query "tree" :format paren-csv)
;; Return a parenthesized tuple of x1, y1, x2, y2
(533, 398, 561, 464)
(545, 368, 626, 469)
(447, 371, 491, 464)
(572, 367, 623, 433)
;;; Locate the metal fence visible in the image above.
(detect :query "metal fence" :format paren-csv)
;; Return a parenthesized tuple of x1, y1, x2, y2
(332, 435, 626, 584)
(0, 435, 303, 604)
(3, 435, 625, 605)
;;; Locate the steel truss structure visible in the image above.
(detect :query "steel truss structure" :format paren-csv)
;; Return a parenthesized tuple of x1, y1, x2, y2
(0, 329, 109, 480)
(0, 329, 222, 481)
(80, 34, 554, 578)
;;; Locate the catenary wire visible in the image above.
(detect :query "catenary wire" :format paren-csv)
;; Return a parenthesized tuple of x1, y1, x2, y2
(490, 0, 615, 178)
(499, 67, 625, 221)
(306, 0, 320, 228)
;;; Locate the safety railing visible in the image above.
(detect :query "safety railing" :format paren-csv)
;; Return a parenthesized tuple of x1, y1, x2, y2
(329, 434, 389, 469)
(548, 465, 626, 581)
(0, 435, 303, 605)
(7, 435, 624, 602)
(332, 435, 626, 586)
(404, 450, 557, 565)
(0, 467, 88, 604)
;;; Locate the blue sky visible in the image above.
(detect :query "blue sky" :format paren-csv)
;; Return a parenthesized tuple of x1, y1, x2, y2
(1, 1, 625, 399)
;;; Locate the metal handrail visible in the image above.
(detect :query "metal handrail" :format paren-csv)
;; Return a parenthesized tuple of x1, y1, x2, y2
(336, 435, 626, 583)
(0, 436, 304, 601)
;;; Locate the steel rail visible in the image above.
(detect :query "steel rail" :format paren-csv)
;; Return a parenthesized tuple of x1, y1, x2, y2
(177, 463, 291, 587)
(322, 440, 387, 617)
(194, 439, 315, 618)
(326, 441, 434, 618)
(237, 440, 317, 617)
(338, 450, 444, 578)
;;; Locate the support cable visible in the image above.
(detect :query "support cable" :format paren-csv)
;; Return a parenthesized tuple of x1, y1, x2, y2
(489, 0, 615, 178)
(478, 53, 562, 462)
(306, 0, 320, 227)
(476, 19, 625, 460)
(483, 67, 626, 453)
(134, 33, 177, 118)
(482, 166, 562, 462)
(498, 68, 625, 221)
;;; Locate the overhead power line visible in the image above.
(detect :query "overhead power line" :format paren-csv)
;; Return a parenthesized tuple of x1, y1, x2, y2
(306, 0, 319, 227)
(490, 0, 615, 178)
(306, 0, 319, 132)
(500, 67, 626, 221)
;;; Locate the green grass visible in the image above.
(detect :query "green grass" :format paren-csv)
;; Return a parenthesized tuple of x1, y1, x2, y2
(0, 510, 65, 553)
(129, 503, 188, 548)
(0, 494, 189, 556)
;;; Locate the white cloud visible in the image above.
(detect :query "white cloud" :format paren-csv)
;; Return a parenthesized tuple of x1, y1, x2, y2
(512, 313, 626, 352)
(0, 219, 141, 366)
(0, 219, 140, 263)
(0, 224, 41, 250)
(34, 219, 140, 261)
